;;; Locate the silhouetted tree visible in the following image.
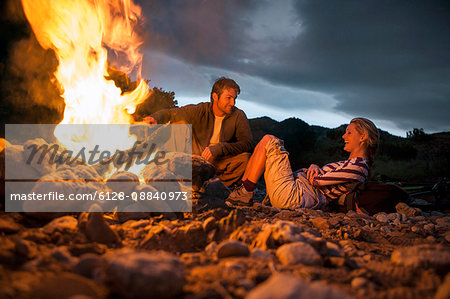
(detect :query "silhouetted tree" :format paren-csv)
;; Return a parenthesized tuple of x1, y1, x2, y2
(106, 66, 178, 121)
(406, 128, 429, 141)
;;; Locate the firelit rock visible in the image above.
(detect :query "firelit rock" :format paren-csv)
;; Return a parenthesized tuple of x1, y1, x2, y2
(2, 140, 40, 185)
(216, 240, 250, 258)
(204, 177, 230, 200)
(435, 273, 450, 299)
(41, 215, 78, 234)
(395, 202, 421, 217)
(106, 171, 139, 195)
(247, 273, 353, 299)
(74, 253, 102, 279)
(391, 244, 450, 270)
(0, 217, 21, 233)
(191, 155, 216, 191)
(276, 242, 323, 266)
(311, 217, 330, 230)
(27, 272, 107, 299)
(252, 221, 310, 250)
(78, 206, 120, 246)
(101, 249, 185, 299)
(23, 138, 57, 176)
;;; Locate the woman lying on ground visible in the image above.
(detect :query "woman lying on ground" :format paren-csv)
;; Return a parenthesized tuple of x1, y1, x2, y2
(226, 118, 379, 210)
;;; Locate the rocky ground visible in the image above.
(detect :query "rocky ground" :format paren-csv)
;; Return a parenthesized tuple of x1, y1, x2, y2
(0, 178, 449, 299)
(0, 138, 449, 298)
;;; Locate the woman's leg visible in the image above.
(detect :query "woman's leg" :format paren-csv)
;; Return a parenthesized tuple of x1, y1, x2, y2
(241, 134, 274, 183)
(226, 135, 277, 206)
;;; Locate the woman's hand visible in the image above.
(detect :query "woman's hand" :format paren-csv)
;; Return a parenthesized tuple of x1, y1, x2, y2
(307, 164, 324, 185)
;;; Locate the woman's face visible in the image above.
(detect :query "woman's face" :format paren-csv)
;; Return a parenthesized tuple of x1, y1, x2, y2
(342, 123, 365, 153)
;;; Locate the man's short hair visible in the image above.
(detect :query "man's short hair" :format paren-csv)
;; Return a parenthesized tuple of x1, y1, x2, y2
(210, 77, 240, 102)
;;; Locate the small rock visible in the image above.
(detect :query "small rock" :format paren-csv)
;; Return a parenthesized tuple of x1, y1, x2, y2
(217, 240, 250, 258)
(374, 213, 389, 223)
(204, 177, 230, 200)
(434, 273, 450, 299)
(395, 202, 421, 217)
(101, 249, 184, 299)
(252, 221, 309, 250)
(328, 257, 346, 267)
(0, 217, 21, 233)
(444, 231, 450, 243)
(218, 210, 246, 235)
(311, 217, 330, 230)
(29, 272, 107, 298)
(78, 206, 120, 245)
(205, 241, 217, 256)
(74, 254, 102, 279)
(51, 247, 76, 265)
(423, 223, 435, 233)
(350, 277, 371, 289)
(387, 213, 401, 222)
(15, 239, 37, 259)
(380, 226, 392, 233)
(326, 242, 344, 257)
(411, 225, 426, 235)
(251, 248, 273, 259)
(42, 216, 78, 234)
(431, 211, 445, 217)
(276, 242, 322, 266)
(247, 273, 352, 299)
(391, 244, 450, 270)
(106, 171, 139, 195)
(202, 216, 216, 232)
(222, 260, 244, 272)
(435, 217, 450, 229)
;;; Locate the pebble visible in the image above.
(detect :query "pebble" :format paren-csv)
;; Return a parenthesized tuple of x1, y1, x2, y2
(276, 242, 322, 266)
(0, 217, 21, 233)
(395, 202, 421, 217)
(247, 273, 352, 299)
(251, 248, 273, 259)
(311, 217, 330, 230)
(326, 241, 344, 257)
(351, 277, 370, 289)
(15, 239, 37, 259)
(74, 254, 102, 279)
(102, 249, 185, 299)
(423, 223, 435, 233)
(202, 216, 216, 232)
(42, 216, 78, 234)
(391, 244, 450, 269)
(434, 273, 450, 299)
(216, 240, 250, 258)
(78, 208, 120, 245)
(435, 217, 450, 229)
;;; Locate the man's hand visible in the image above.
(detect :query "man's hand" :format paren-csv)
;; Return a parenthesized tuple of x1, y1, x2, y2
(307, 164, 324, 185)
(201, 147, 213, 161)
(142, 116, 157, 124)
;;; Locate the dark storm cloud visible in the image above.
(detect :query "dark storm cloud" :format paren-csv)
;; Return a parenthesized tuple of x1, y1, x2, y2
(138, 0, 450, 132)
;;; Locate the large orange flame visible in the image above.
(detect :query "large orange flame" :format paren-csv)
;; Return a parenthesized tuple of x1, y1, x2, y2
(21, 0, 149, 153)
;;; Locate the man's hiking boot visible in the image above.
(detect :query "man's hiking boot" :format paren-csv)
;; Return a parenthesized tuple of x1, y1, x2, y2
(226, 185, 254, 206)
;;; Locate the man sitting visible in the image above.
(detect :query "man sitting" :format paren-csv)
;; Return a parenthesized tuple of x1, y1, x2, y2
(143, 77, 252, 187)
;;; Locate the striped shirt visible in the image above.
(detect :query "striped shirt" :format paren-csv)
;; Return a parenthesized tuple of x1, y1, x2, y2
(312, 157, 369, 200)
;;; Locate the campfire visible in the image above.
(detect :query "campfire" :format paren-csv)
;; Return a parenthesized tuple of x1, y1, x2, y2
(21, 0, 149, 151)
(3, 0, 201, 214)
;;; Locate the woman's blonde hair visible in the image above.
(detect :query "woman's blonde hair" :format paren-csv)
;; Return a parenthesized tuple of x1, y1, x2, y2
(350, 117, 379, 166)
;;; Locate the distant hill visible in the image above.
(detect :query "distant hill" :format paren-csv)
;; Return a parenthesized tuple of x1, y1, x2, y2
(248, 117, 450, 181)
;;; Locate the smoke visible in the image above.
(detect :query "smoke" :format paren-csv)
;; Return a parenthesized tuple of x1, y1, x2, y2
(1, 0, 64, 126)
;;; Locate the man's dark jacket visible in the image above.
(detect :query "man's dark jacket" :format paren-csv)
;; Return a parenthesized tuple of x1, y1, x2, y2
(150, 102, 252, 157)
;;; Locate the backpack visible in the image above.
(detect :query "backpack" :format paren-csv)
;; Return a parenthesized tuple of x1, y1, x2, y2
(331, 181, 409, 215)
